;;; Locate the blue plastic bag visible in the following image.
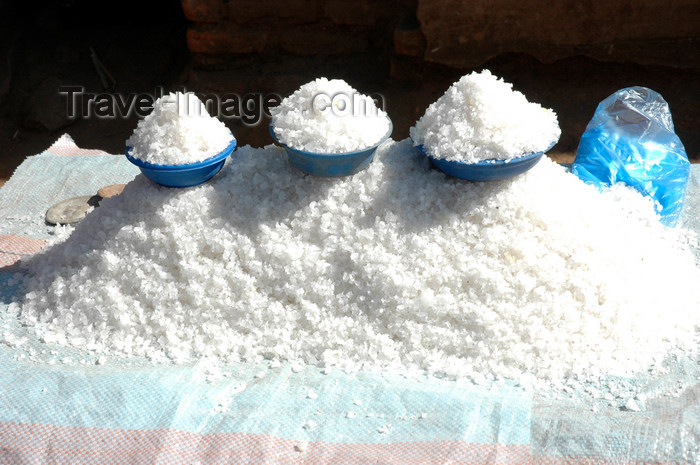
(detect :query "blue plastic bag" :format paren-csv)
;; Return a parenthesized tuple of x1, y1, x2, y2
(572, 87, 690, 226)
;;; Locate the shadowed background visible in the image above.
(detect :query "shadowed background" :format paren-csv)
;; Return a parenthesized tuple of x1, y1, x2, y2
(0, 0, 698, 186)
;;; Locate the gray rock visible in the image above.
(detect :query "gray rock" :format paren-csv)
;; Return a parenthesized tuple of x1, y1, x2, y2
(45, 195, 100, 225)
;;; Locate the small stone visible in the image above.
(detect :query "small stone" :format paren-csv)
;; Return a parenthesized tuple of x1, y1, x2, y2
(46, 195, 100, 225)
(97, 184, 126, 199)
(346, 411, 356, 418)
(307, 389, 318, 400)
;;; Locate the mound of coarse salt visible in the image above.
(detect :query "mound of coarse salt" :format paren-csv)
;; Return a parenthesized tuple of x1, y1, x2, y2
(11, 140, 700, 382)
(126, 92, 233, 165)
(410, 70, 561, 163)
(270, 78, 391, 153)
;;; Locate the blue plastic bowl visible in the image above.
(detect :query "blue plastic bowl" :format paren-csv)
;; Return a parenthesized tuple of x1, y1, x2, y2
(413, 138, 558, 182)
(126, 136, 237, 188)
(269, 121, 392, 177)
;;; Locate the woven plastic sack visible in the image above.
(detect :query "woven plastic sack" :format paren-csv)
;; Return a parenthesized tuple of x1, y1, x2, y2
(572, 87, 690, 226)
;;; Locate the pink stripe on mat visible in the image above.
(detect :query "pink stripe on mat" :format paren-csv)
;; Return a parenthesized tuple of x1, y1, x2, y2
(46, 134, 110, 157)
(0, 235, 46, 268)
(0, 422, 532, 465)
(531, 457, 681, 465)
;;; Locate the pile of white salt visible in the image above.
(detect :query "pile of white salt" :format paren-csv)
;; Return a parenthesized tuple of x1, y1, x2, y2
(11, 140, 700, 383)
(270, 78, 391, 153)
(126, 92, 233, 165)
(411, 70, 561, 163)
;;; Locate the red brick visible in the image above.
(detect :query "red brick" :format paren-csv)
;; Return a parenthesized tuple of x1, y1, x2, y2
(324, 0, 394, 26)
(182, 0, 320, 24)
(186, 24, 269, 55)
(417, 0, 700, 68)
(394, 28, 426, 57)
(276, 26, 369, 55)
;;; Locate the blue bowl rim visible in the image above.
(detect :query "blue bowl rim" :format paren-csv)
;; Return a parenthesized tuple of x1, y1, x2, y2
(269, 119, 393, 158)
(125, 134, 237, 171)
(411, 136, 558, 167)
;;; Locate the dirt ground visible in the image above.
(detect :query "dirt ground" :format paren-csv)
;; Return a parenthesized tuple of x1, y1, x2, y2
(1, 1, 698, 187)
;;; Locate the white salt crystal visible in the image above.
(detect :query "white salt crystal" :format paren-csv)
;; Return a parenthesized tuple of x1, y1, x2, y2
(126, 92, 233, 165)
(291, 362, 304, 373)
(231, 382, 247, 394)
(624, 398, 641, 412)
(410, 70, 560, 163)
(293, 440, 309, 452)
(303, 420, 317, 431)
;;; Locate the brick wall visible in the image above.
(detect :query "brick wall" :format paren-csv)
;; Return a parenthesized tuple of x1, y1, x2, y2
(183, 0, 402, 67)
(183, 0, 699, 70)
(418, 0, 700, 69)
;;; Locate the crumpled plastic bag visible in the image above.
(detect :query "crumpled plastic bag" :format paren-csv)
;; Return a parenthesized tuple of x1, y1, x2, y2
(572, 87, 690, 226)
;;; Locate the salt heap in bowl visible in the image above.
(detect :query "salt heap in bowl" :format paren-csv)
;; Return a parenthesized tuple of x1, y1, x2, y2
(126, 92, 234, 166)
(410, 70, 561, 163)
(270, 78, 391, 153)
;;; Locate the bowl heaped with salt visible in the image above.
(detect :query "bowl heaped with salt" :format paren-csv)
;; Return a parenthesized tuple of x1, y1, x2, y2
(126, 92, 236, 188)
(410, 70, 561, 181)
(269, 78, 392, 177)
